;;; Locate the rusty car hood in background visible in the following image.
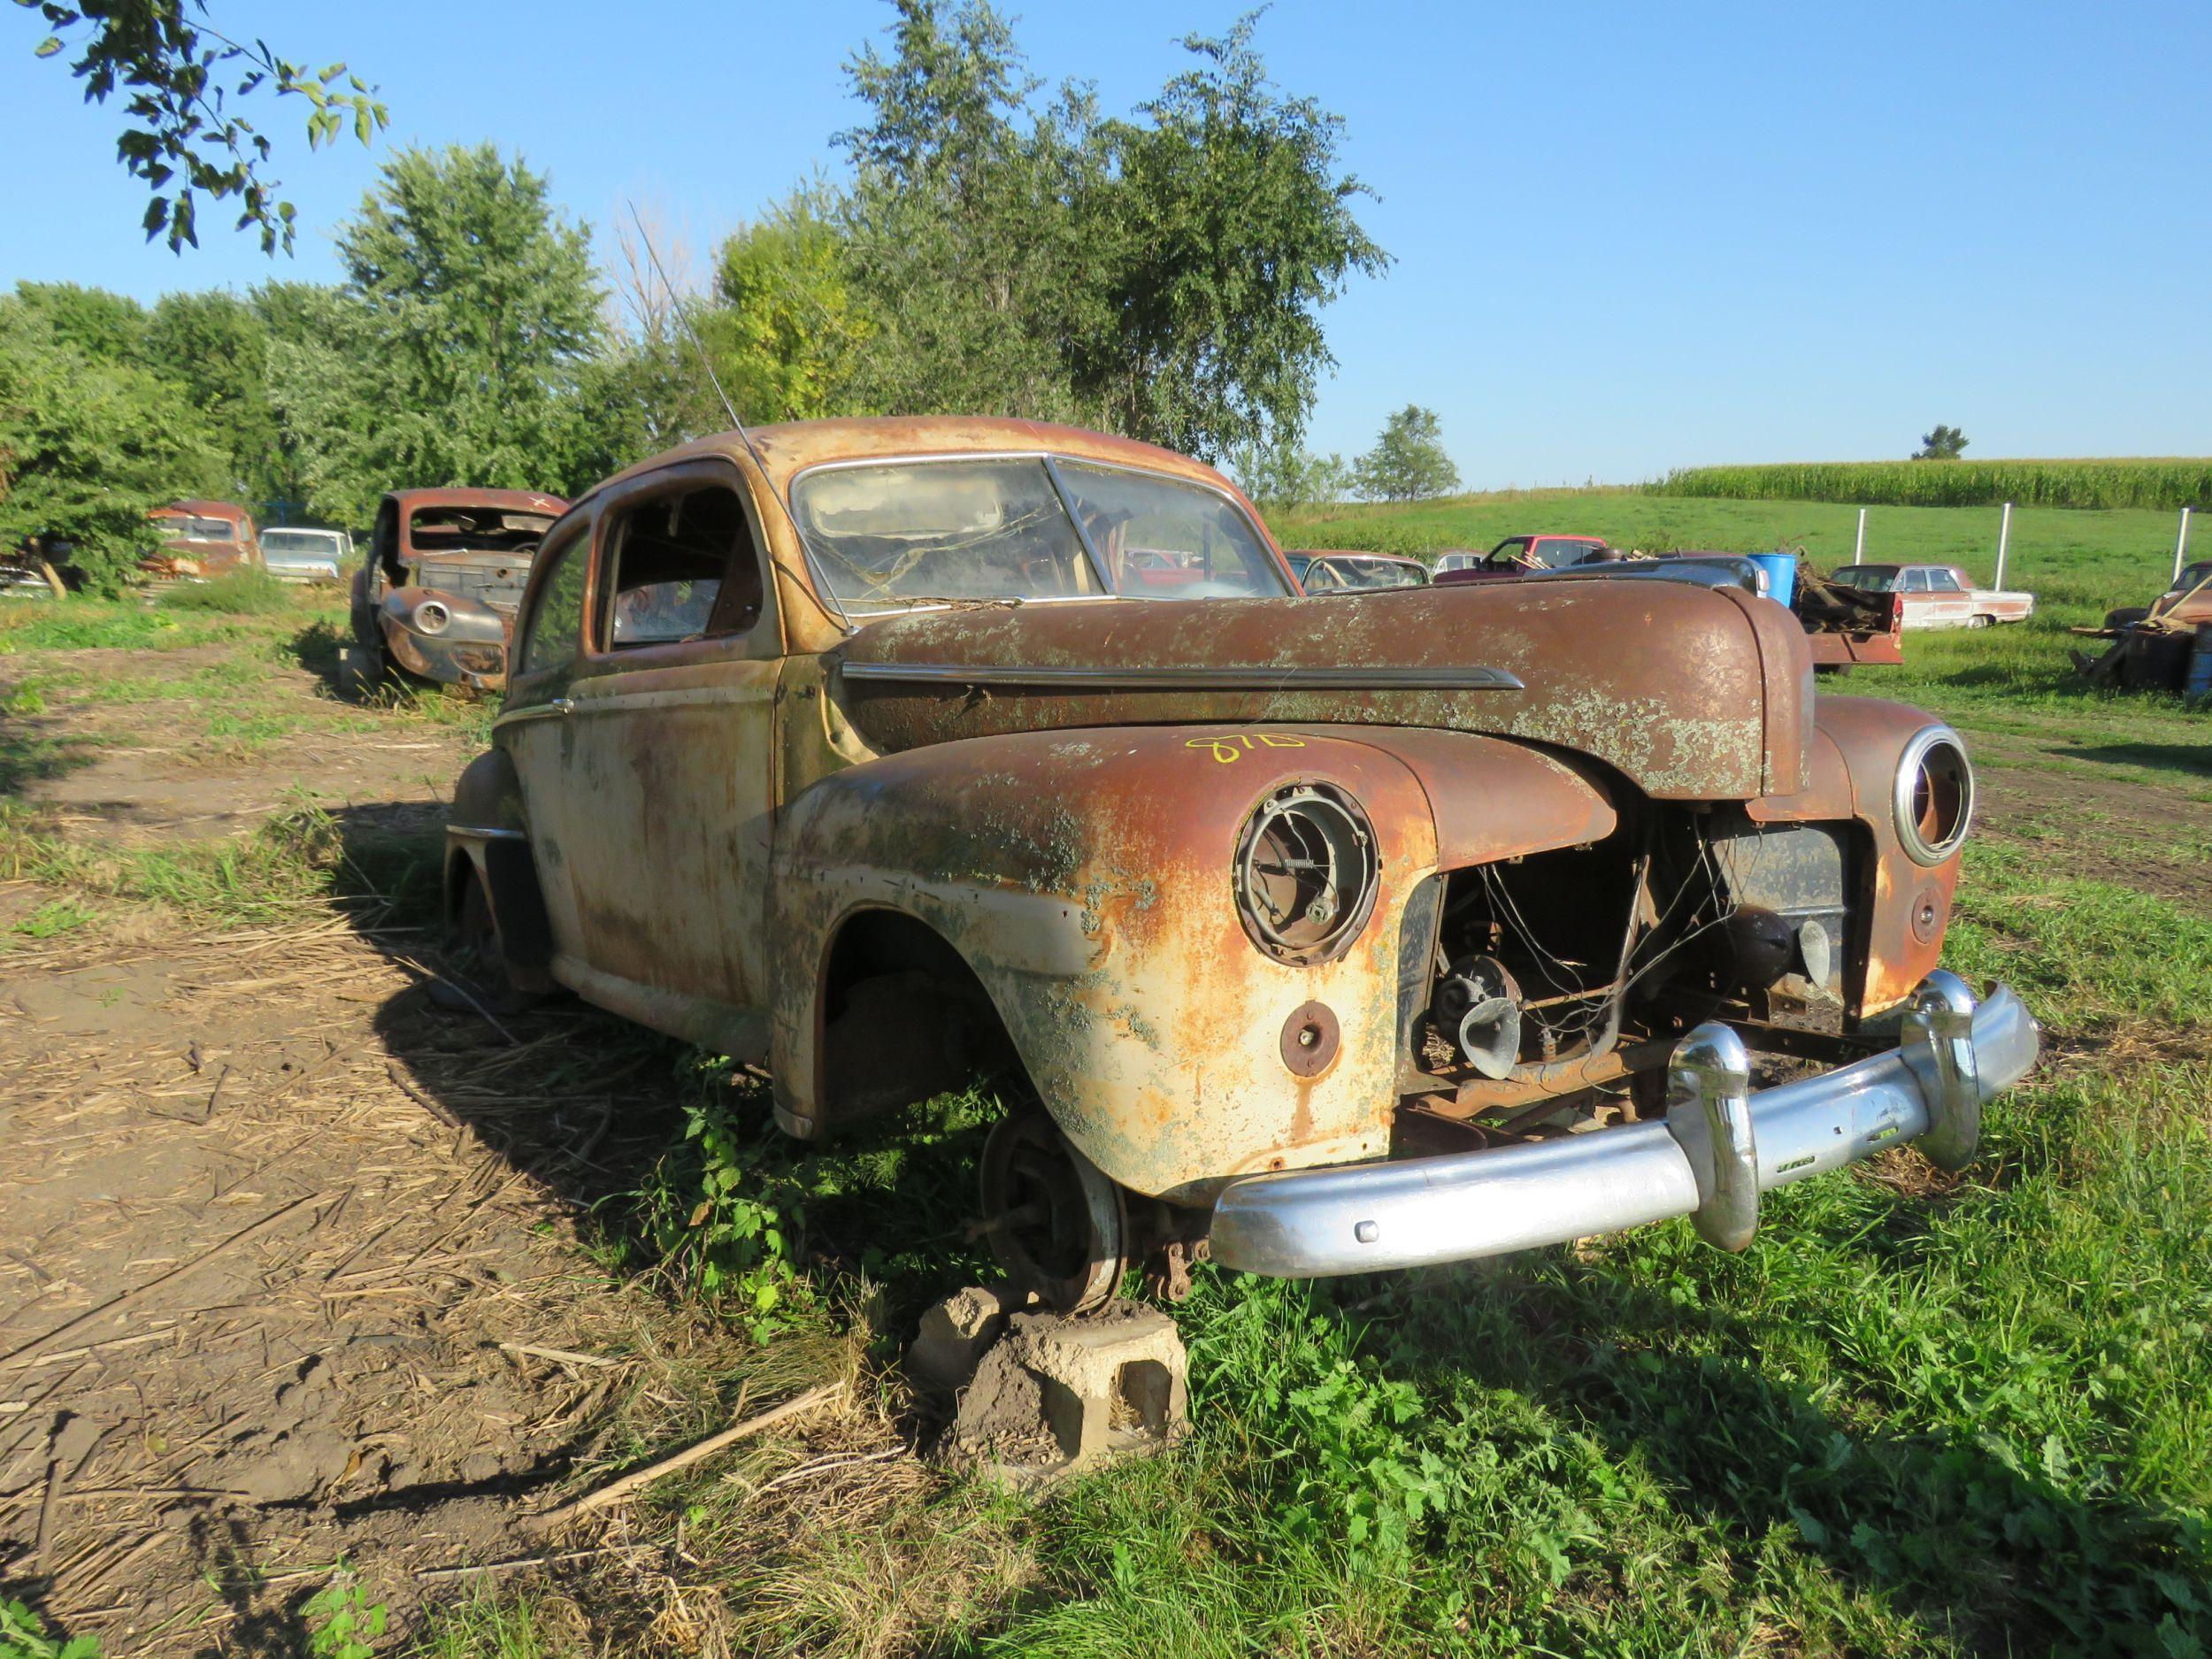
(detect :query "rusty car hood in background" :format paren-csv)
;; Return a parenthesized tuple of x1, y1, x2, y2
(831, 577, 1814, 800)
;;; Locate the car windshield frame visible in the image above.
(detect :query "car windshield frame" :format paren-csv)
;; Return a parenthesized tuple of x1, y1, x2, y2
(787, 450, 1291, 615)
(1835, 565, 1901, 593)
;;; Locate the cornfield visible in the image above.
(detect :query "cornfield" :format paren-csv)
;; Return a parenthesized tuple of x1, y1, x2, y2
(1649, 457, 2212, 511)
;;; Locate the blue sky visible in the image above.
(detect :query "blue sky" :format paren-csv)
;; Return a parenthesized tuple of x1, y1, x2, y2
(9, 1, 2208, 488)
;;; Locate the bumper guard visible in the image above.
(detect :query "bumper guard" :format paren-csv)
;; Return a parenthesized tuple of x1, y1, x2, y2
(1209, 972, 2038, 1278)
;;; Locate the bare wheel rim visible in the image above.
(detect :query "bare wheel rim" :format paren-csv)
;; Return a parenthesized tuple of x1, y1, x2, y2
(979, 1110, 1126, 1312)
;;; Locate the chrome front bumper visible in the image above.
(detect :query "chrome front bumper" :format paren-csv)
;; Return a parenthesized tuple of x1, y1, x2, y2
(1209, 972, 2039, 1278)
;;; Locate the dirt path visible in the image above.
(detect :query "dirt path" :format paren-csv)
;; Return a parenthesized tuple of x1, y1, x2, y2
(0, 645, 711, 1653)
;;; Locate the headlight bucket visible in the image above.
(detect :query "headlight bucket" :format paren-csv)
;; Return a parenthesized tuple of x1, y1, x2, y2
(1233, 781, 1380, 965)
(1893, 726, 1974, 865)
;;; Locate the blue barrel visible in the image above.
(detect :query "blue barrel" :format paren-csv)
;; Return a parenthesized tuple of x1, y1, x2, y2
(1747, 551, 1798, 607)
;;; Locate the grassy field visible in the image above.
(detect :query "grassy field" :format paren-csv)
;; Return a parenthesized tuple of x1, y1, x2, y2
(0, 557, 2205, 1658)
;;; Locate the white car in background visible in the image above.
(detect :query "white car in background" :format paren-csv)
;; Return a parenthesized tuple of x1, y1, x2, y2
(260, 526, 353, 583)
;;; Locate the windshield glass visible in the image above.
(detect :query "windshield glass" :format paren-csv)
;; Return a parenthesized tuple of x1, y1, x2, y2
(793, 457, 1288, 611)
(156, 517, 235, 542)
(1325, 557, 1425, 591)
(2173, 563, 2212, 592)
(1836, 565, 1900, 592)
(263, 530, 339, 554)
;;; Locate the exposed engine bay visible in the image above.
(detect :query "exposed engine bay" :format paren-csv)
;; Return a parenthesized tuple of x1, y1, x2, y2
(1396, 804, 1864, 1141)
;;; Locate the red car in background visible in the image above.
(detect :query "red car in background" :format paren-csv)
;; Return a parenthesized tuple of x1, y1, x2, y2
(144, 500, 262, 580)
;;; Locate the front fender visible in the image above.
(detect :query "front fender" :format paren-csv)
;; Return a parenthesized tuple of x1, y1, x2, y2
(768, 723, 1618, 1201)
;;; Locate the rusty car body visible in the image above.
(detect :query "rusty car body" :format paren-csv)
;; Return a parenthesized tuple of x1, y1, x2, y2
(443, 417, 2037, 1310)
(1829, 563, 2034, 630)
(2070, 561, 2212, 696)
(347, 488, 567, 695)
(144, 500, 261, 580)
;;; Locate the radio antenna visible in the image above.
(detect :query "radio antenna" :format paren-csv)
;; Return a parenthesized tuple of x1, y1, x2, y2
(624, 202, 854, 634)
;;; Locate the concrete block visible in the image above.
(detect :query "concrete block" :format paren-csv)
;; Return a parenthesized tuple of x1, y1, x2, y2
(941, 1300, 1187, 1485)
(905, 1282, 1024, 1398)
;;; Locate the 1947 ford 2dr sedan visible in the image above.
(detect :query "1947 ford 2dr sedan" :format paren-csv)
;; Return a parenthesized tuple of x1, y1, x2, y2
(443, 417, 2039, 1310)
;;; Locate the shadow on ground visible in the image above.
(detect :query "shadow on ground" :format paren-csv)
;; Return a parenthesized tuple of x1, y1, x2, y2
(2054, 741, 2212, 779)
(319, 801, 993, 1321)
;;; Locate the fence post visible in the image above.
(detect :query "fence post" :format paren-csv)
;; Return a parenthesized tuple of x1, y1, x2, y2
(2176, 506, 2193, 583)
(1855, 507, 1867, 564)
(1994, 502, 2013, 591)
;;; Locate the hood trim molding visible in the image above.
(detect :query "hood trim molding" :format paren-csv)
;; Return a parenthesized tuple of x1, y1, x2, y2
(838, 662, 1526, 693)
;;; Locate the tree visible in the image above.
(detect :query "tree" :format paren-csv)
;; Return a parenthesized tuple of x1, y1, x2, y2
(703, 197, 876, 426)
(267, 144, 614, 524)
(833, 0, 1094, 423)
(142, 289, 285, 500)
(1230, 437, 1352, 506)
(0, 291, 223, 591)
(1079, 16, 1388, 461)
(822, 1, 1385, 459)
(1355, 405, 1459, 502)
(23, 0, 386, 253)
(1915, 424, 1968, 460)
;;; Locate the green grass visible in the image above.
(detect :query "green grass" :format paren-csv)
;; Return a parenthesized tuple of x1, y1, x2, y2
(0, 798, 442, 929)
(1652, 457, 2212, 511)
(153, 569, 298, 615)
(0, 588, 344, 654)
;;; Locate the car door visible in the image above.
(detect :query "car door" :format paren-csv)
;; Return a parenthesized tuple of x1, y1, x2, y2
(518, 459, 784, 1055)
(1917, 566, 1975, 627)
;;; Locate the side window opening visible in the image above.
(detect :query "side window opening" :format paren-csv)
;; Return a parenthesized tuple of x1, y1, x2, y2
(518, 525, 590, 677)
(601, 485, 764, 650)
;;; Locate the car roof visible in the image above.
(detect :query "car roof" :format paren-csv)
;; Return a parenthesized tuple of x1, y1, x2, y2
(383, 488, 568, 514)
(152, 499, 248, 520)
(590, 418, 1235, 503)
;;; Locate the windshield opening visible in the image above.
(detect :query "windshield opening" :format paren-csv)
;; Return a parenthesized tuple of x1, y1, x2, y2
(793, 456, 1287, 612)
(1837, 565, 1901, 593)
(407, 507, 555, 557)
(156, 517, 236, 543)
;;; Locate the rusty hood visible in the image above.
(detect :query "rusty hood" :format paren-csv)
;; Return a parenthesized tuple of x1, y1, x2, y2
(829, 578, 1814, 800)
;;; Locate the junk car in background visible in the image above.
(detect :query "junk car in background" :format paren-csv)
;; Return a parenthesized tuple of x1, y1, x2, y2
(260, 526, 353, 583)
(144, 501, 261, 580)
(443, 416, 2037, 1311)
(1828, 563, 2033, 630)
(1288, 550, 1431, 593)
(344, 488, 566, 697)
(2071, 561, 2212, 696)
(1432, 534, 1613, 585)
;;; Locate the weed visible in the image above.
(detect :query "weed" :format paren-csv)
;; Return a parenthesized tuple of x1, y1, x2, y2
(302, 1564, 387, 1659)
(416, 1591, 586, 1658)
(0, 1600, 99, 1659)
(12, 899, 95, 939)
(623, 1063, 999, 1337)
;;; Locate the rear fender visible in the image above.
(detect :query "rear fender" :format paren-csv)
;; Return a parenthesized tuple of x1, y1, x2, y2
(445, 749, 554, 988)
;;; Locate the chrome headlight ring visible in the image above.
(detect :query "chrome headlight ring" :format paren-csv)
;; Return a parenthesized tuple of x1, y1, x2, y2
(1893, 725, 1974, 866)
